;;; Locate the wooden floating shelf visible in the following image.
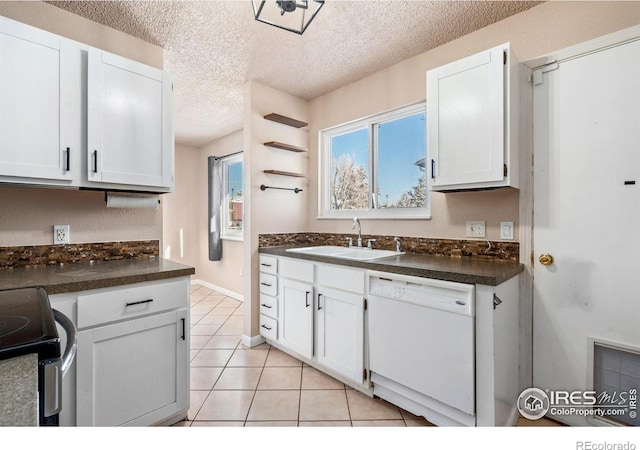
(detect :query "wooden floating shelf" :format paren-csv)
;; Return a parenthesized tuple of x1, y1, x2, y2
(263, 170, 306, 178)
(263, 141, 307, 153)
(264, 113, 308, 128)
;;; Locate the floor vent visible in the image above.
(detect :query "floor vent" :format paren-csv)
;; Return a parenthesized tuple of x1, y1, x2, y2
(593, 342, 640, 426)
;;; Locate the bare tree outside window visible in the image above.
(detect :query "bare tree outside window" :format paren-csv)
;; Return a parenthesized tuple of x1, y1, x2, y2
(330, 154, 369, 210)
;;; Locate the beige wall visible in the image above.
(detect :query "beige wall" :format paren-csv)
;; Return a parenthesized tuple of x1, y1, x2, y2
(307, 1, 640, 242)
(244, 81, 309, 338)
(0, 1, 165, 248)
(162, 145, 199, 268)
(163, 134, 245, 296)
(197, 131, 245, 297)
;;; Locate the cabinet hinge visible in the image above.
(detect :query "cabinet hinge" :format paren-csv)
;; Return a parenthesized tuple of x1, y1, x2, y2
(530, 251, 535, 265)
(363, 298, 367, 310)
(503, 50, 507, 65)
(503, 164, 508, 178)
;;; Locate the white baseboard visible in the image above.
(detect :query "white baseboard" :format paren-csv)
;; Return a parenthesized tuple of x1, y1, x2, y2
(241, 334, 265, 348)
(191, 279, 243, 302)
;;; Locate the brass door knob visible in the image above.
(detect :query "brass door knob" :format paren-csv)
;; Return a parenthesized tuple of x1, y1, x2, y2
(539, 253, 554, 266)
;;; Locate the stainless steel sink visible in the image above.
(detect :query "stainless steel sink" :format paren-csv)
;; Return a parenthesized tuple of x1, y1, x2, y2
(286, 245, 403, 261)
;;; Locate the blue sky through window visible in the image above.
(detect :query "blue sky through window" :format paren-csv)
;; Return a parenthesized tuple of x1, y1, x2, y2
(377, 112, 425, 205)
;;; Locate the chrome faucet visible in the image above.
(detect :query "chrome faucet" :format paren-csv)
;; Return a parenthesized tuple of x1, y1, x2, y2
(352, 217, 362, 248)
(394, 237, 402, 253)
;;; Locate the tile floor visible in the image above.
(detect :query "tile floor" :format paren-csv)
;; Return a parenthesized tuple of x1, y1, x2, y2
(174, 284, 433, 427)
(176, 284, 563, 428)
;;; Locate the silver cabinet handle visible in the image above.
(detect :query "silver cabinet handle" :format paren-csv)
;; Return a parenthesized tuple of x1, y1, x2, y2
(261, 324, 272, 331)
(317, 293, 323, 310)
(261, 303, 272, 308)
(260, 282, 272, 287)
(306, 291, 310, 308)
(260, 263, 272, 267)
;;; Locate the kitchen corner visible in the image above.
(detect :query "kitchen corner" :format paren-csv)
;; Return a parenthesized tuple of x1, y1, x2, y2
(0, 240, 195, 427)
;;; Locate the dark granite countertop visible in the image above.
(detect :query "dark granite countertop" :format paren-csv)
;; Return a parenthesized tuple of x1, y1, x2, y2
(0, 258, 195, 294)
(259, 246, 523, 286)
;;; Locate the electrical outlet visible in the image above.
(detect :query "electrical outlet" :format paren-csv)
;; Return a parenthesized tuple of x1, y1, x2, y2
(466, 221, 486, 238)
(53, 225, 70, 245)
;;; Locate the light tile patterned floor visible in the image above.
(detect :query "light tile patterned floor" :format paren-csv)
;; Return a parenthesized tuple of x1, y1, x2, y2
(173, 284, 433, 427)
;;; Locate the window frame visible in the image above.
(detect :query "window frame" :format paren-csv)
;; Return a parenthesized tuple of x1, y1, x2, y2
(220, 153, 244, 241)
(318, 102, 429, 220)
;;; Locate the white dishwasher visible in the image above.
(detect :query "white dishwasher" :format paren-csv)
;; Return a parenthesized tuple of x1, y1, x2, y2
(367, 271, 476, 426)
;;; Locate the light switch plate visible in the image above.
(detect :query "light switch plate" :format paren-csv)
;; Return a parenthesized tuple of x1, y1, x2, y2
(466, 221, 485, 238)
(500, 221, 514, 240)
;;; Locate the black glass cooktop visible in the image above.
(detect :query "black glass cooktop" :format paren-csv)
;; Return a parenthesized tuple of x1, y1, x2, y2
(0, 287, 60, 361)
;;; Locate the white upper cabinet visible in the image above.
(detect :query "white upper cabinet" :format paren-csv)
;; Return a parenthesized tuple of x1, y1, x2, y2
(427, 42, 519, 191)
(87, 48, 174, 190)
(0, 17, 174, 193)
(0, 17, 82, 185)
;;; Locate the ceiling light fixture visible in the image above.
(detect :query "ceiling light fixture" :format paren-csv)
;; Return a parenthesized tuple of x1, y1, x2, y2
(252, 1, 325, 35)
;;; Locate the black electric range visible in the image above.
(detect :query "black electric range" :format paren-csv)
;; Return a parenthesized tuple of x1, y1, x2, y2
(0, 287, 62, 426)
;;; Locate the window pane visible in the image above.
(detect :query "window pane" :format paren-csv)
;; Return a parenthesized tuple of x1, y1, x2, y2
(329, 128, 369, 210)
(226, 160, 243, 233)
(376, 112, 426, 209)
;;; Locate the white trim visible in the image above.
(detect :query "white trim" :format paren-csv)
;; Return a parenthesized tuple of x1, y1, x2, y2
(525, 24, 640, 70)
(318, 102, 429, 220)
(241, 334, 265, 348)
(190, 279, 243, 302)
(221, 153, 243, 239)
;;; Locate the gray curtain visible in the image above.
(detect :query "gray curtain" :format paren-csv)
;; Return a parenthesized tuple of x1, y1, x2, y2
(208, 156, 223, 261)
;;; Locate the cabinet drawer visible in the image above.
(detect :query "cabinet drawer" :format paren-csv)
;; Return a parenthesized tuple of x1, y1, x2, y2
(316, 264, 365, 294)
(77, 278, 188, 329)
(279, 257, 313, 283)
(259, 255, 278, 274)
(259, 314, 277, 341)
(259, 273, 277, 297)
(259, 294, 277, 319)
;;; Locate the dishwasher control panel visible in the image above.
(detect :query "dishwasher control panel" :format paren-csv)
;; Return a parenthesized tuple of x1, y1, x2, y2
(368, 272, 475, 316)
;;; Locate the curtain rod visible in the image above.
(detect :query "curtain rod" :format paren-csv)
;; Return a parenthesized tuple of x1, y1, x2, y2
(212, 150, 243, 161)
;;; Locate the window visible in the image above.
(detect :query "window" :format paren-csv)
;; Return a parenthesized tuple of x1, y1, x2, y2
(221, 154, 243, 240)
(320, 103, 428, 219)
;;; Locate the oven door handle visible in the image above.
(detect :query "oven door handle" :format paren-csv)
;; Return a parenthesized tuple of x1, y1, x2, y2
(53, 309, 77, 377)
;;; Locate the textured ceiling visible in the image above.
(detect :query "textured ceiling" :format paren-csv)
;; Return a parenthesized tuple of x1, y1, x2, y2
(48, 1, 541, 147)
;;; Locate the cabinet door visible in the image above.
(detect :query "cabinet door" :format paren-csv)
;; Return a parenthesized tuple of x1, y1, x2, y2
(278, 278, 313, 359)
(87, 48, 173, 190)
(316, 286, 364, 383)
(427, 44, 506, 189)
(76, 309, 188, 426)
(0, 17, 80, 183)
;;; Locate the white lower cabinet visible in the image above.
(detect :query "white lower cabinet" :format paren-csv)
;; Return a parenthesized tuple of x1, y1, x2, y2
(315, 286, 365, 384)
(262, 256, 366, 387)
(76, 309, 188, 426)
(49, 277, 190, 427)
(278, 278, 313, 360)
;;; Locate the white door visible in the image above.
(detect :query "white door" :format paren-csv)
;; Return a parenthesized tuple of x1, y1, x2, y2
(0, 17, 80, 183)
(76, 309, 188, 426)
(533, 37, 640, 426)
(315, 286, 364, 383)
(87, 48, 173, 189)
(278, 278, 313, 359)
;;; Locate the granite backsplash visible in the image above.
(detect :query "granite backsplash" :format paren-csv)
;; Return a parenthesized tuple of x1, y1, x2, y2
(259, 233, 519, 262)
(0, 240, 159, 269)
